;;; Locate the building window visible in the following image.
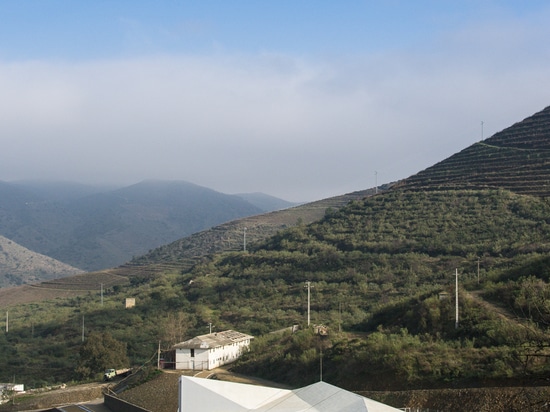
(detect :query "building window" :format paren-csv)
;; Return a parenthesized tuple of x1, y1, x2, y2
(191, 349, 195, 358)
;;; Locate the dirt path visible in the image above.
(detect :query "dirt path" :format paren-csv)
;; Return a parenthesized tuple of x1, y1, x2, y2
(466, 290, 524, 324)
(464, 289, 550, 343)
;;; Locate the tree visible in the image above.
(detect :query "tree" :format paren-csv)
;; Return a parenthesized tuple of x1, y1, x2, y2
(76, 331, 129, 379)
(161, 311, 190, 346)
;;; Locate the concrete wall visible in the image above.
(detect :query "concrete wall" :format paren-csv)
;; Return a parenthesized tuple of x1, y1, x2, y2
(175, 340, 250, 370)
(175, 348, 210, 370)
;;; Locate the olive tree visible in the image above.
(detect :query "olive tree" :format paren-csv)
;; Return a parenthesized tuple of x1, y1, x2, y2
(76, 331, 129, 379)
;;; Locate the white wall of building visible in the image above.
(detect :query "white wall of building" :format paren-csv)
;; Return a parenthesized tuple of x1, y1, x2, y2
(175, 338, 251, 370)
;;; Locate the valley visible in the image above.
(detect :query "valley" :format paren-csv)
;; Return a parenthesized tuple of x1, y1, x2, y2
(0, 180, 296, 284)
(2, 106, 550, 411)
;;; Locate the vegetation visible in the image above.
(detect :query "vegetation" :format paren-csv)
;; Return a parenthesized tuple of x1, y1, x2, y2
(2, 186, 550, 391)
(75, 331, 129, 380)
(0, 182, 374, 288)
(2, 106, 550, 393)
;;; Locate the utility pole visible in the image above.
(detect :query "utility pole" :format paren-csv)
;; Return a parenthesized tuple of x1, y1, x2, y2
(338, 302, 342, 333)
(157, 341, 161, 369)
(455, 269, 459, 329)
(374, 171, 378, 194)
(305, 281, 311, 326)
(320, 346, 323, 382)
(208, 322, 213, 334)
(5, 311, 8, 333)
(82, 315, 85, 342)
(100, 283, 104, 306)
(243, 227, 247, 252)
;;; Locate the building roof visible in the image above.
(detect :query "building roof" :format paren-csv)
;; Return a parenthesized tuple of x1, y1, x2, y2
(178, 376, 403, 412)
(173, 330, 253, 350)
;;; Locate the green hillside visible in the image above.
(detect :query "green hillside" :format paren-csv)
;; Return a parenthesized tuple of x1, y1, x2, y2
(128, 186, 382, 271)
(2, 106, 550, 396)
(182, 188, 550, 389)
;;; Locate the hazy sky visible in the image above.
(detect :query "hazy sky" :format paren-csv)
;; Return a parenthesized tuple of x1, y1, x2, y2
(2, 1, 550, 202)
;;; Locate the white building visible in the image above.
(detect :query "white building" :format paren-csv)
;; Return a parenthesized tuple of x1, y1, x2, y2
(0, 384, 24, 405)
(178, 376, 403, 412)
(0, 384, 24, 394)
(173, 330, 253, 370)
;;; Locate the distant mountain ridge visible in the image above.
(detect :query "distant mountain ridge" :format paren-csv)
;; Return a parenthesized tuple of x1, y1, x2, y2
(0, 179, 290, 278)
(11, 180, 119, 201)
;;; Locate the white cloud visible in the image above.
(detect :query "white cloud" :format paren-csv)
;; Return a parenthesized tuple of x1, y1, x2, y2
(1, 10, 550, 202)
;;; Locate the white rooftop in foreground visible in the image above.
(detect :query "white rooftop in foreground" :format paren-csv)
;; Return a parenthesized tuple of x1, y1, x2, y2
(179, 376, 402, 412)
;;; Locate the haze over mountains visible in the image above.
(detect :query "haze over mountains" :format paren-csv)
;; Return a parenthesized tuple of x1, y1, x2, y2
(0, 179, 295, 285)
(2, 105, 550, 404)
(3, 106, 549, 291)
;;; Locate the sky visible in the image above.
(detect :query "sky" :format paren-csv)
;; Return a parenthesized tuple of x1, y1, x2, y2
(1, 1, 550, 202)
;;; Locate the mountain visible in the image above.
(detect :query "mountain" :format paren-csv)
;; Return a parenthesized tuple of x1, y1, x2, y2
(12, 180, 120, 201)
(162, 106, 550, 390)
(2, 106, 550, 396)
(0, 180, 41, 209)
(124, 186, 386, 274)
(0, 179, 277, 273)
(397, 105, 550, 196)
(0, 235, 83, 288)
(0, 186, 385, 306)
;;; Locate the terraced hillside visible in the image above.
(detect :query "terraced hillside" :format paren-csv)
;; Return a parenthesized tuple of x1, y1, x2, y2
(122, 185, 388, 272)
(0, 186, 385, 308)
(0, 269, 130, 307)
(397, 105, 550, 197)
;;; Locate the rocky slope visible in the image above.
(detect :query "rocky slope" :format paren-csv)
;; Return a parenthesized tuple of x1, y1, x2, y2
(0, 235, 83, 288)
